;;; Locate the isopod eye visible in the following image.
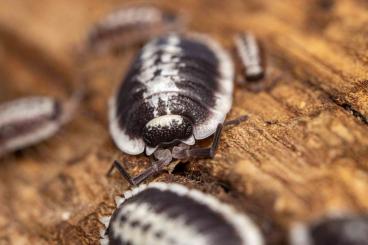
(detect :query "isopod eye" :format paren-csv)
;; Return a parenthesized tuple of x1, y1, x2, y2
(142, 115, 193, 147)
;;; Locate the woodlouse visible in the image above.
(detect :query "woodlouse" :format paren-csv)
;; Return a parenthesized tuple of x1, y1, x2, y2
(87, 4, 185, 54)
(108, 33, 246, 185)
(100, 182, 264, 245)
(0, 92, 81, 157)
(234, 33, 265, 82)
(290, 213, 368, 245)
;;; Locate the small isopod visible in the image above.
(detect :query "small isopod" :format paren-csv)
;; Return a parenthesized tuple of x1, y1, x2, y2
(100, 182, 264, 245)
(0, 92, 81, 157)
(87, 4, 185, 54)
(234, 32, 265, 82)
(290, 213, 368, 245)
(108, 33, 247, 185)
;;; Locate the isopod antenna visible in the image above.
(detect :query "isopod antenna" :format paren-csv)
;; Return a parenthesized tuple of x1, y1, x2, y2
(107, 151, 172, 186)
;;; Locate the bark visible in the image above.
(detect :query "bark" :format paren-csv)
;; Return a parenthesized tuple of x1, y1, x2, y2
(0, 0, 367, 244)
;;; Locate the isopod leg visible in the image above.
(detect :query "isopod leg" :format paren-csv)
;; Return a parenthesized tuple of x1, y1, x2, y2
(184, 123, 224, 159)
(176, 115, 248, 159)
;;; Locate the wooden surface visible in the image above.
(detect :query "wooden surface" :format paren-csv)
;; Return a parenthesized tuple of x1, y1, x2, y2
(0, 0, 368, 244)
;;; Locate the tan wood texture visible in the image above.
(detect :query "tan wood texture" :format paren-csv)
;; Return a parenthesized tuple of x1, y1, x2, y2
(0, 0, 367, 244)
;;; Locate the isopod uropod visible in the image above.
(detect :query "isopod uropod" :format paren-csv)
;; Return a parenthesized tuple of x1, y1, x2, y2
(0, 92, 80, 157)
(87, 4, 185, 54)
(108, 33, 245, 185)
(290, 213, 368, 245)
(100, 182, 264, 245)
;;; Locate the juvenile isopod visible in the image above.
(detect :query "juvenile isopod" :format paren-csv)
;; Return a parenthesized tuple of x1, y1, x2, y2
(290, 213, 368, 245)
(0, 92, 81, 157)
(100, 182, 264, 245)
(87, 4, 185, 54)
(234, 32, 265, 82)
(108, 33, 246, 185)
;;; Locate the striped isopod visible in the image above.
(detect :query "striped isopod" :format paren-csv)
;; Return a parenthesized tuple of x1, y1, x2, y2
(234, 33, 265, 82)
(107, 33, 246, 185)
(290, 213, 368, 245)
(0, 92, 80, 157)
(100, 182, 264, 245)
(87, 4, 185, 54)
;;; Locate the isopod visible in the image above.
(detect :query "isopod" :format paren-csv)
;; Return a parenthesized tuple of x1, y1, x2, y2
(290, 213, 368, 245)
(108, 33, 246, 185)
(234, 32, 265, 82)
(100, 182, 264, 245)
(87, 4, 184, 54)
(0, 92, 81, 157)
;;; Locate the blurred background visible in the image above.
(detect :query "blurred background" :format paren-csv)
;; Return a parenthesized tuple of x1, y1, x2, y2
(0, 0, 368, 244)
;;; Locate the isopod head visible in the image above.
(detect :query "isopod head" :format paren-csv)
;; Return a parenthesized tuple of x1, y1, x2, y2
(142, 115, 193, 148)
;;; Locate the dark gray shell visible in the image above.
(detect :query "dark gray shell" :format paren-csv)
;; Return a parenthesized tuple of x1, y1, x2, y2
(290, 214, 368, 245)
(100, 182, 264, 245)
(109, 33, 234, 155)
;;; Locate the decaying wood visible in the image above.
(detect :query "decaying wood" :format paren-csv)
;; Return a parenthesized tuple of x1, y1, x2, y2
(0, 0, 367, 244)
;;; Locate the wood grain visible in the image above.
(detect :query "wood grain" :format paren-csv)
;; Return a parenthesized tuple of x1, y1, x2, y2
(0, 0, 367, 244)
